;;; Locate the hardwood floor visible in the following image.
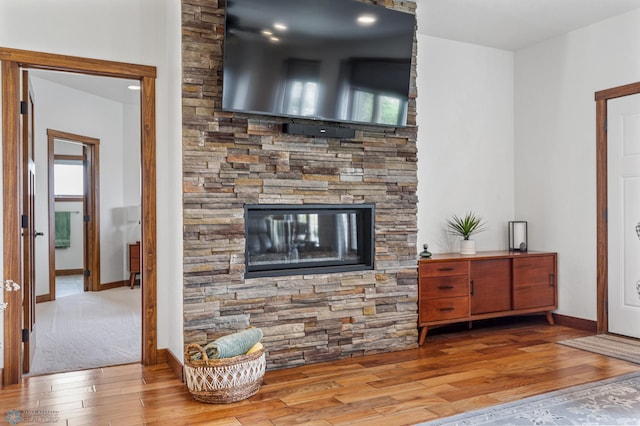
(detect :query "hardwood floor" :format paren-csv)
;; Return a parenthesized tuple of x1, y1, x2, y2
(2, 318, 639, 425)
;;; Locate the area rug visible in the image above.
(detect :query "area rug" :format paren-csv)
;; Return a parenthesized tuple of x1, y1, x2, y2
(557, 334, 640, 365)
(421, 372, 640, 425)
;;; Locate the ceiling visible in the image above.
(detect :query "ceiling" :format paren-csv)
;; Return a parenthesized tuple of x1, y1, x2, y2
(29, 0, 640, 103)
(29, 70, 140, 105)
(415, 0, 640, 51)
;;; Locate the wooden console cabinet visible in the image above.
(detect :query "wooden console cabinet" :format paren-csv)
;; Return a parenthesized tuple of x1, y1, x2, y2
(418, 251, 557, 344)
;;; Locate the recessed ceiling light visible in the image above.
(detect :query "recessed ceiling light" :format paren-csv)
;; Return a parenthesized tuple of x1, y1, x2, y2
(273, 22, 288, 31)
(357, 14, 376, 26)
(128, 85, 141, 90)
(262, 29, 273, 36)
(269, 36, 280, 43)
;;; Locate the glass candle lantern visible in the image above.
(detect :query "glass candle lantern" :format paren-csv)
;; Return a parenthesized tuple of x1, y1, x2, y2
(508, 221, 528, 252)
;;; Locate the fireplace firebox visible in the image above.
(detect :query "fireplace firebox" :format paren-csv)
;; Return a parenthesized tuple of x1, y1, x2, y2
(244, 204, 375, 278)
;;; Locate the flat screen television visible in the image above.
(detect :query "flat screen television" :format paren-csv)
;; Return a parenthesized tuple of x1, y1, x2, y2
(222, 0, 415, 127)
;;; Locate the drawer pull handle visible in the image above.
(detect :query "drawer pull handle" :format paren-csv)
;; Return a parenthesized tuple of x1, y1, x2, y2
(438, 285, 454, 290)
(438, 267, 455, 271)
(439, 307, 454, 312)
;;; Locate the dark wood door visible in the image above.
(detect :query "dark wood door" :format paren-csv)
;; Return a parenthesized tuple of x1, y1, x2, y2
(470, 259, 511, 314)
(21, 70, 37, 374)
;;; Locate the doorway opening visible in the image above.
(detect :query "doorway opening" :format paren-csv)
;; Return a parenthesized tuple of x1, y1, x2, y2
(1, 47, 158, 386)
(45, 129, 101, 301)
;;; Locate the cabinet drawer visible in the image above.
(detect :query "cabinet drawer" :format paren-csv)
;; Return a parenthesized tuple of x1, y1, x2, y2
(420, 261, 468, 277)
(421, 297, 469, 322)
(421, 275, 468, 299)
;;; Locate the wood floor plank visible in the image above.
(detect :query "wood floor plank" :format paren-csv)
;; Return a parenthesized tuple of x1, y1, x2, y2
(333, 382, 427, 405)
(426, 393, 503, 418)
(277, 394, 397, 425)
(415, 368, 497, 389)
(235, 399, 322, 424)
(377, 392, 449, 414)
(362, 409, 439, 426)
(2, 319, 639, 425)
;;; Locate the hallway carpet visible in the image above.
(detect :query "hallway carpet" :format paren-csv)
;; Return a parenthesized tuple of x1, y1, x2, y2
(28, 286, 141, 376)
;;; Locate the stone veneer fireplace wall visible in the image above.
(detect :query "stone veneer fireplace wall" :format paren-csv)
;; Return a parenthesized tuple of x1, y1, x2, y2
(182, 0, 419, 369)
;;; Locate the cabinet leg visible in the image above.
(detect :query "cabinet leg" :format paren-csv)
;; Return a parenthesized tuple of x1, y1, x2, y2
(546, 311, 555, 325)
(418, 326, 428, 345)
(468, 321, 473, 329)
(129, 272, 136, 289)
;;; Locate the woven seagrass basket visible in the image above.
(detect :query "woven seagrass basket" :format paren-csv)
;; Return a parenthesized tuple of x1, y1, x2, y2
(184, 343, 266, 403)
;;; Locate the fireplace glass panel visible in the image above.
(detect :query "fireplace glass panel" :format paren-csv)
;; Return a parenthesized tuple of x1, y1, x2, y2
(245, 204, 374, 277)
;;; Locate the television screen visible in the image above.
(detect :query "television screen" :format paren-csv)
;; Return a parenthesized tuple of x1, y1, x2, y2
(222, 0, 415, 127)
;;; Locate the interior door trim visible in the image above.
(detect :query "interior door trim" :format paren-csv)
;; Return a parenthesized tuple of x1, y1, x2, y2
(1, 47, 158, 385)
(595, 81, 640, 334)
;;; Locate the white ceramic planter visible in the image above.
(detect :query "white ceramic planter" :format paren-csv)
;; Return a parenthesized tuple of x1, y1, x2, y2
(460, 239, 476, 255)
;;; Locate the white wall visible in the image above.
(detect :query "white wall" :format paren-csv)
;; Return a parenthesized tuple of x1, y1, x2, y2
(416, 35, 515, 254)
(0, 0, 183, 363)
(514, 9, 640, 321)
(164, 0, 185, 363)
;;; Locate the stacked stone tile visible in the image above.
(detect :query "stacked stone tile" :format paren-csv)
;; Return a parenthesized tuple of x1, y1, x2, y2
(182, 0, 419, 369)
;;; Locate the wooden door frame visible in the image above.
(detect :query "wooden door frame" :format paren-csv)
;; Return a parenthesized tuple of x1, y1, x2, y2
(1, 47, 158, 385)
(595, 81, 640, 334)
(47, 129, 101, 299)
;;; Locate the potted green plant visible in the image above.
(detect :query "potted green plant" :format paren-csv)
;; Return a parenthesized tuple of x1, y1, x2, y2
(447, 211, 487, 254)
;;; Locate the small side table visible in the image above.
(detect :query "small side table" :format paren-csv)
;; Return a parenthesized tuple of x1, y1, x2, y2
(129, 242, 141, 288)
